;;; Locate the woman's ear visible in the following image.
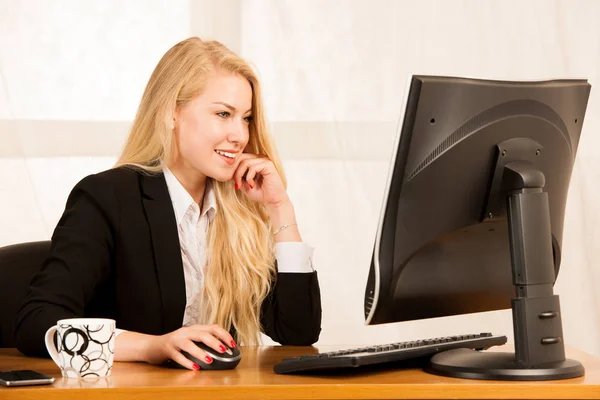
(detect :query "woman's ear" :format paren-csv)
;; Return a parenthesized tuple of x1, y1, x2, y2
(172, 106, 180, 130)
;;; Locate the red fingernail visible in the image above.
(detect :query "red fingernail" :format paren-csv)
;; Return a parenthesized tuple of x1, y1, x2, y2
(205, 355, 213, 363)
(249, 184, 254, 189)
(235, 183, 239, 190)
(193, 363, 200, 370)
(230, 340, 237, 348)
(219, 345, 226, 353)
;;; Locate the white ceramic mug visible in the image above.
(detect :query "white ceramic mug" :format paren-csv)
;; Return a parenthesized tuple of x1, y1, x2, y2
(44, 318, 115, 378)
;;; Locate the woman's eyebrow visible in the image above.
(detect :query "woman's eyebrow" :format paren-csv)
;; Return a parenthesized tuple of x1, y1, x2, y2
(212, 101, 252, 114)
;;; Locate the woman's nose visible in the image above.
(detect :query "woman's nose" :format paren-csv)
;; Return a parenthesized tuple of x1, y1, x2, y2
(227, 120, 248, 144)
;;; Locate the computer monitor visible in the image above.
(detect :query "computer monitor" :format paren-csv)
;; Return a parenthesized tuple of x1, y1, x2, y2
(364, 75, 591, 380)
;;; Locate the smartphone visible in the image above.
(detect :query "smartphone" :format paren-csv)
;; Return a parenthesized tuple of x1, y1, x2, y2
(0, 370, 55, 387)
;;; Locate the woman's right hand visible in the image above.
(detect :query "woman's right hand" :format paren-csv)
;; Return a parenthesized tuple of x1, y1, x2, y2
(143, 324, 237, 370)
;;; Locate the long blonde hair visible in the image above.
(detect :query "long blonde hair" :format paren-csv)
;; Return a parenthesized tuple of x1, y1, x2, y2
(116, 37, 285, 345)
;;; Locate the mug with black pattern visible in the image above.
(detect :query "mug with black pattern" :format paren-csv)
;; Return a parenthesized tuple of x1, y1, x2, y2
(44, 318, 115, 378)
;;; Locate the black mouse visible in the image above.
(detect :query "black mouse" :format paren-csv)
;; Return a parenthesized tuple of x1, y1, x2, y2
(180, 341, 242, 370)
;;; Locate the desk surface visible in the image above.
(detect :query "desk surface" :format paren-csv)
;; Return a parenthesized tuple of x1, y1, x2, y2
(1, 345, 600, 400)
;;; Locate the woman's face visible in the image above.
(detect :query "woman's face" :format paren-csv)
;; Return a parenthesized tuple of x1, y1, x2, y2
(173, 70, 253, 182)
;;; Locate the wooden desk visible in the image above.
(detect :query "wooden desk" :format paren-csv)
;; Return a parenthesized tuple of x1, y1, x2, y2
(1, 346, 599, 400)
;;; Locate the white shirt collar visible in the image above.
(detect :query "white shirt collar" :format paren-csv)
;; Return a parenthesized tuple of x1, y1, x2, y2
(163, 167, 216, 225)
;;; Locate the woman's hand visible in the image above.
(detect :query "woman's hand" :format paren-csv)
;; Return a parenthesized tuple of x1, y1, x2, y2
(143, 325, 236, 370)
(231, 153, 303, 242)
(233, 154, 290, 207)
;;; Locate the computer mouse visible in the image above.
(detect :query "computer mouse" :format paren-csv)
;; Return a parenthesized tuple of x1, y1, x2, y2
(180, 341, 242, 370)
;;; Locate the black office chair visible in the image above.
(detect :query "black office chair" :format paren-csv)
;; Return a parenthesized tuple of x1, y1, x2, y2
(0, 241, 50, 348)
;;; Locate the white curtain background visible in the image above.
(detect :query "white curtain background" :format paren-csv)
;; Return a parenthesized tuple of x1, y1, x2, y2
(1, 0, 599, 356)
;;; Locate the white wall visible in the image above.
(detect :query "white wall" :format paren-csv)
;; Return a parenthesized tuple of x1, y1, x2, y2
(1, 0, 599, 357)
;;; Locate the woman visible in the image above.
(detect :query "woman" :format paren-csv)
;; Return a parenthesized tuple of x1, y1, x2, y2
(15, 37, 322, 370)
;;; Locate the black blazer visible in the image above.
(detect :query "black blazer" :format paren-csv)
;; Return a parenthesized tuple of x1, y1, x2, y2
(15, 167, 321, 357)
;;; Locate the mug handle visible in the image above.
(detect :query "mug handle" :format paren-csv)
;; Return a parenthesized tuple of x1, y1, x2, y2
(44, 326, 62, 367)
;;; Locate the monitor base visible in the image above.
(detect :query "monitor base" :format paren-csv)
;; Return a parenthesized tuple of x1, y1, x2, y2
(426, 348, 584, 381)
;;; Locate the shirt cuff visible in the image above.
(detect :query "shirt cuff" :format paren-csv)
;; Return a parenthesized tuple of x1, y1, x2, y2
(275, 242, 315, 273)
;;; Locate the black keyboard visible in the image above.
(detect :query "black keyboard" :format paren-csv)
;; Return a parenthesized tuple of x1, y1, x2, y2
(274, 333, 507, 374)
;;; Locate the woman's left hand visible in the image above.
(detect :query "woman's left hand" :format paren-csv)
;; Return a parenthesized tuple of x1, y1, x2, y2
(233, 154, 289, 206)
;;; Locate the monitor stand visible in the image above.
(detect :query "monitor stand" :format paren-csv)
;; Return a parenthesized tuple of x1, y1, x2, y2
(427, 140, 584, 380)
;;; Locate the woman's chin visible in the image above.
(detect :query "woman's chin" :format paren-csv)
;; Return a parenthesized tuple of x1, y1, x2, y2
(208, 172, 235, 183)
(204, 163, 237, 183)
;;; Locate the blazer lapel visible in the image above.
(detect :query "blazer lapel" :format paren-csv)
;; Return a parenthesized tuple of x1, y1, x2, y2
(139, 172, 186, 333)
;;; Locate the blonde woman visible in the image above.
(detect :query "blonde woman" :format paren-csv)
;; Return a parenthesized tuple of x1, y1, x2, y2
(15, 37, 322, 370)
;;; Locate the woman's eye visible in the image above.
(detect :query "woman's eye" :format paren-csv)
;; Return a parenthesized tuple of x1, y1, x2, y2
(244, 115, 253, 123)
(217, 111, 230, 118)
